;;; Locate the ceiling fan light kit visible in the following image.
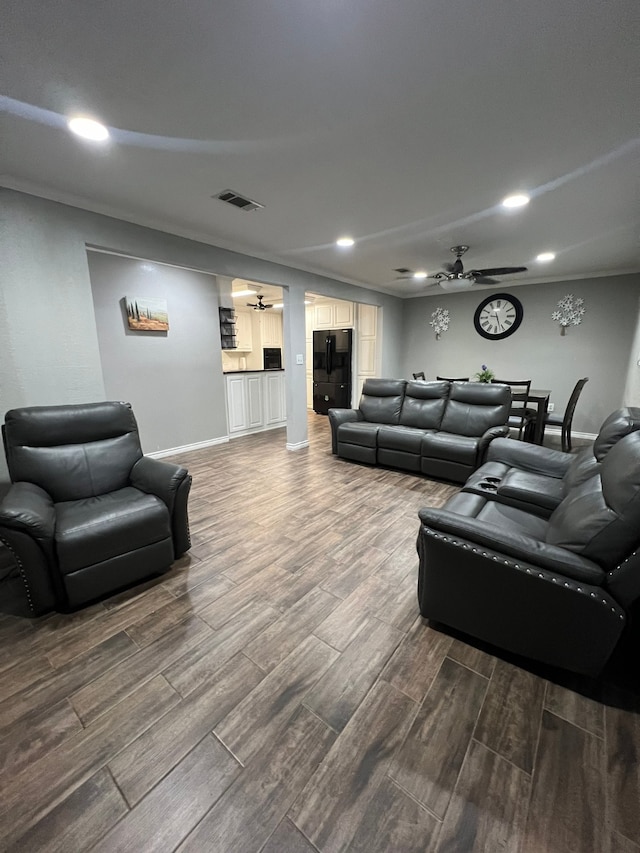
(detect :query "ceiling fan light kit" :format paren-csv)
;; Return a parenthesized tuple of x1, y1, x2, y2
(421, 245, 528, 289)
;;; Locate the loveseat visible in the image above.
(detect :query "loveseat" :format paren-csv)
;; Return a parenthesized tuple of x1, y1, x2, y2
(328, 379, 511, 484)
(417, 407, 640, 676)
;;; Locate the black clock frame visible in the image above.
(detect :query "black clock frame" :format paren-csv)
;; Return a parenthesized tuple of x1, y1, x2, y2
(473, 292, 523, 340)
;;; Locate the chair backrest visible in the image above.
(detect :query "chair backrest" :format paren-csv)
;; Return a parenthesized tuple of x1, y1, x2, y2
(436, 376, 469, 382)
(491, 379, 531, 408)
(400, 381, 450, 429)
(440, 382, 511, 436)
(2, 402, 143, 502)
(412, 372, 425, 380)
(359, 379, 407, 425)
(561, 377, 589, 428)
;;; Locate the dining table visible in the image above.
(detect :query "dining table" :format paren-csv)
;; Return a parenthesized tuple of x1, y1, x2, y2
(526, 388, 551, 445)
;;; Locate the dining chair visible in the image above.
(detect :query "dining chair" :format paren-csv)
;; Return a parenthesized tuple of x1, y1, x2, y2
(544, 377, 589, 452)
(412, 372, 425, 380)
(436, 375, 469, 382)
(491, 379, 536, 440)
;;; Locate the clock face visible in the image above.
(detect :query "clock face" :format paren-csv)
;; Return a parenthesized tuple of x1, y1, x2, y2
(473, 293, 523, 340)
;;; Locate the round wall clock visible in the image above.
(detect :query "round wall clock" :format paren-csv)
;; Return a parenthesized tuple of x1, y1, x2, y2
(473, 293, 523, 340)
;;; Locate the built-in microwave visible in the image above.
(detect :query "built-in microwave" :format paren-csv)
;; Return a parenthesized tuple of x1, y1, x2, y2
(263, 347, 282, 370)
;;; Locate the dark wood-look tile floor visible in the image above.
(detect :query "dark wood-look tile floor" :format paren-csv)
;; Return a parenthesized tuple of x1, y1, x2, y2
(1, 415, 639, 852)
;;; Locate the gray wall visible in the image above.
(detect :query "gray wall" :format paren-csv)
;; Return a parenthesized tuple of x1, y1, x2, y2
(88, 251, 225, 453)
(401, 273, 640, 435)
(0, 188, 404, 482)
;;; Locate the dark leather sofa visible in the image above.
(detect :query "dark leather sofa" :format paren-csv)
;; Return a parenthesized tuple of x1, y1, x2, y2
(417, 407, 640, 676)
(328, 379, 511, 484)
(0, 401, 192, 616)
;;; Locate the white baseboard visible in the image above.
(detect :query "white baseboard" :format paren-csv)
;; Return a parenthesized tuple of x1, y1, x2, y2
(148, 435, 229, 458)
(543, 427, 597, 441)
(286, 440, 310, 451)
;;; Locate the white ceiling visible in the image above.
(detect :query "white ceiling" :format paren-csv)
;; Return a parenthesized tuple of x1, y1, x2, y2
(1, 1, 638, 297)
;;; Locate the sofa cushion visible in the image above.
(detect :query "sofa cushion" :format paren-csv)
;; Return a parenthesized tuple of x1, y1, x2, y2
(422, 432, 480, 466)
(55, 487, 171, 574)
(562, 447, 600, 494)
(477, 500, 550, 540)
(399, 381, 449, 429)
(378, 425, 433, 454)
(358, 379, 406, 425)
(547, 431, 640, 568)
(440, 382, 511, 437)
(337, 421, 380, 448)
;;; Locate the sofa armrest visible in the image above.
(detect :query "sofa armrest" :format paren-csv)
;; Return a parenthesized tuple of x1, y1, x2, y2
(327, 408, 362, 454)
(0, 482, 55, 542)
(130, 456, 189, 514)
(486, 438, 573, 477)
(417, 506, 604, 585)
(477, 425, 511, 462)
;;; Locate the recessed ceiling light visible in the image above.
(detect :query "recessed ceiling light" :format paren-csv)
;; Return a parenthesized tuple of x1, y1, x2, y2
(501, 193, 530, 209)
(413, 271, 428, 280)
(67, 116, 110, 141)
(336, 236, 355, 248)
(536, 251, 556, 262)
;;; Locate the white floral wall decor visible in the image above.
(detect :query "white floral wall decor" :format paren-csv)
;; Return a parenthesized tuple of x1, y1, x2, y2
(430, 307, 450, 340)
(551, 294, 586, 335)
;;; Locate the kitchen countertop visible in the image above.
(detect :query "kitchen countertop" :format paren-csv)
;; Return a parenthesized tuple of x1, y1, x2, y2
(223, 368, 285, 374)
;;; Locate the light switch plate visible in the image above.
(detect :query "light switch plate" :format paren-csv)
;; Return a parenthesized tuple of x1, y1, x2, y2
(547, 402, 555, 412)
(296, 354, 304, 365)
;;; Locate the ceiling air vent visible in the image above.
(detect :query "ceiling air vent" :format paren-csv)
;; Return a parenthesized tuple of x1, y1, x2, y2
(394, 267, 411, 274)
(214, 189, 264, 212)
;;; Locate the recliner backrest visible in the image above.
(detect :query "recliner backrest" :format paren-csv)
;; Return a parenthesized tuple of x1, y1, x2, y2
(440, 382, 511, 437)
(547, 431, 640, 569)
(3, 402, 143, 502)
(400, 381, 450, 429)
(593, 407, 640, 461)
(359, 379, 406, 425)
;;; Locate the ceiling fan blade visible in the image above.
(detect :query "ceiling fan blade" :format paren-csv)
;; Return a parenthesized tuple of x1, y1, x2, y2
(472, 266, 528, 276)
(442, 263, 455, 273)
(471, 276, 499, 285)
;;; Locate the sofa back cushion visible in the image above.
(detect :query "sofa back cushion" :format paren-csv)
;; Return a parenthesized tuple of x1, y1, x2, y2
(547, 431, 640, 568)
(359, 379, 407, 425)
(593, 407, 640, 461)
(3, 402, 143, 503)
(400, 381, 450, 429)
(440, 382, 511, 437)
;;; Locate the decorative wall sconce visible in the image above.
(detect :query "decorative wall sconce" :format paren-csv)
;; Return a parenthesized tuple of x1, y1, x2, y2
(430, 307, 450, 339)
(551, 294, 585, 335)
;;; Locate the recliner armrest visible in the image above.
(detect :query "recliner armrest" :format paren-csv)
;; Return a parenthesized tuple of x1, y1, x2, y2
(486, 437, 573, 477)
(417, 506, 604, 585)
(477, 425, 511, 460)
(327, 408, 362, 454)
(130, 456, 189, 514)
(0, 482, 55, 541)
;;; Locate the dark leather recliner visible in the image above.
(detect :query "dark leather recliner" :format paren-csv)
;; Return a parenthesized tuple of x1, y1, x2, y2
(0, 402, 192, 616)
(417, 408, 640, 676)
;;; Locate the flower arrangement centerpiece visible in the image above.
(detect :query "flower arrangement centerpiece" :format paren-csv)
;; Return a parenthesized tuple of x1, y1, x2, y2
(551, 294, 586, 335)
(429, 307, 450, 339)
(474, 364, 495, 383)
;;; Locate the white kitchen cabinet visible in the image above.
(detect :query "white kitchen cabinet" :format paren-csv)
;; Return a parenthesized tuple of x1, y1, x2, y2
(225, 371, 286, 436)
(259, 312, 283, 348)
(234, 310, 253, 351)
(311, 300, 354, 329)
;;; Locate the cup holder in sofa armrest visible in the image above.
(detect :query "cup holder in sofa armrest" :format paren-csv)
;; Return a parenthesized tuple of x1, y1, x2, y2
(478, 481, 499, 491)
(485, 476, 501, 484)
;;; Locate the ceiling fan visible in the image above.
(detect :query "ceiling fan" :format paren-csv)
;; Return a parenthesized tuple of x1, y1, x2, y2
(397, 245, 528, 287)
(247, 294, 273, 310)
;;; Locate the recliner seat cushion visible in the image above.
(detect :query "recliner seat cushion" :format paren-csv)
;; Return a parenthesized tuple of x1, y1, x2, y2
(422, 432, 480, 466)
(55, 487, 171, 573)
(378, 425, 433, 454)
(337, 421, 380, 448)
(399, 381, 449, 429)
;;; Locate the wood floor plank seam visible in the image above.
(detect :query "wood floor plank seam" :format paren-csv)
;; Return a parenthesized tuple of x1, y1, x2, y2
(381, 773, 445, 823)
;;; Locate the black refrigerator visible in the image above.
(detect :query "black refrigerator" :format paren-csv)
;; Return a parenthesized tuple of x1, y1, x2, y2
(313, 328, 353, 415)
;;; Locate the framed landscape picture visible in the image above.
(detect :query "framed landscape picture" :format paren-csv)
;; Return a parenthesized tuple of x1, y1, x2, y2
(125, 296, 169, 331)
